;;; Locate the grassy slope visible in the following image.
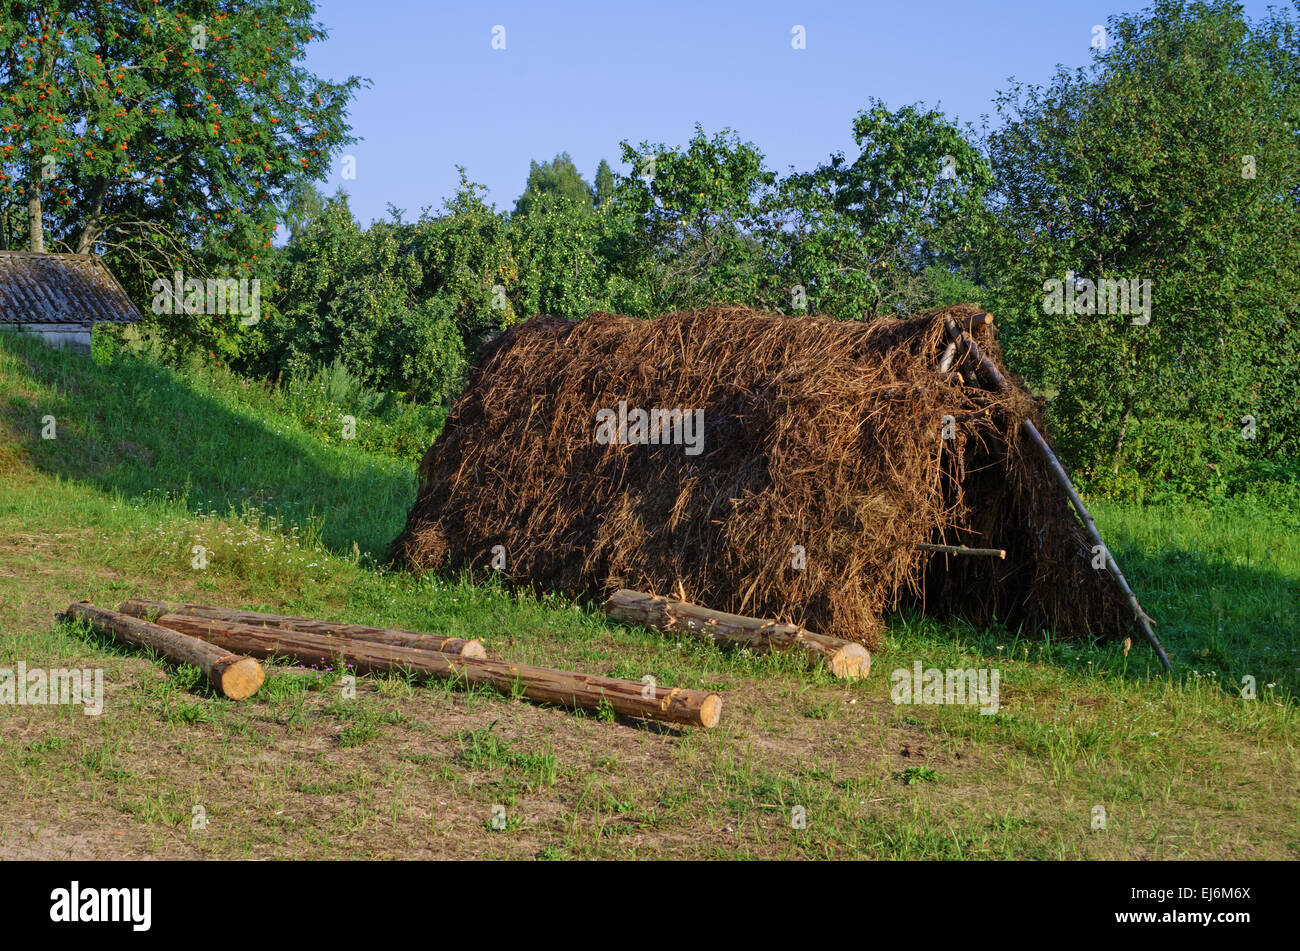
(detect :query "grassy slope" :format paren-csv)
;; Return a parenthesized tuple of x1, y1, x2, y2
(0, 331, 1295, 860)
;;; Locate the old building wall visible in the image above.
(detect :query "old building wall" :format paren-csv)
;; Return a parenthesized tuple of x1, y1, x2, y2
(1, 324, 93, 353)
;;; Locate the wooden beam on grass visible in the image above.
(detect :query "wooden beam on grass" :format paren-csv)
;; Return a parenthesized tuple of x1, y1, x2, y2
(62, 601, 265, 700)
(605, 589, 870, 680)
(118, 599, 486, 659)
(143, 612, 721, 728)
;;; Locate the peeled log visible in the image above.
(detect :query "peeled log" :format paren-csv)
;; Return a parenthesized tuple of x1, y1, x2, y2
(148, 612, 721, 728)
(916, 543, 1007, 559)
(951, 311, 994, 332)
(605, 589, 870, 680)
(63, 602, 265, 700)
(118, 599, 486, 659)
(938, 341, 957, 373)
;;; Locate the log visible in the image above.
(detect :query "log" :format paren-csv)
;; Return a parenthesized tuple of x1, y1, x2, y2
(941, 321, 1172, 671)
(117, 599, 486, 659)
(916, 543, 1007, 559)
(62, 602, 265, 700)
(605, 589, 870, 680)
(952, 311, 994, 332)
(145, 612, 721, 728)
(945, 328, 982, 387)
(938, 341, 957, 374)
(954, 329, 1008, 389)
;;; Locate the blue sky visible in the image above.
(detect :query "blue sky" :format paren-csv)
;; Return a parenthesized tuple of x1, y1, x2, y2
(302, 0, 1281, 225)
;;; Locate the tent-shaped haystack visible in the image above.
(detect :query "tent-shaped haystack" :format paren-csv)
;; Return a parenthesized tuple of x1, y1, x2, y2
(390, 304, 1162, 658)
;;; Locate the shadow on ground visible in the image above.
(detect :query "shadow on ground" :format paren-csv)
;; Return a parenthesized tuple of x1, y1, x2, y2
(0, 333, 415, 559)
(892, 533, 1298, 696)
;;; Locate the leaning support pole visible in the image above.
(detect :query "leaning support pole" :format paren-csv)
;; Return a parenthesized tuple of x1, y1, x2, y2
(943, 318, 1172, 671)
(1017, 423, 1169, 666)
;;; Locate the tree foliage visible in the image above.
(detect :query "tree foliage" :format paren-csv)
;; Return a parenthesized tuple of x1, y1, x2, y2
(771, 100, 992, 318)
(593, 158, 614, 206)
(984, 0, 1300, 492)
(614, 125, 777, 310)
(0, 0, 362, 358)
(251, 193, 465, 404)
(513, 152, 594, 217)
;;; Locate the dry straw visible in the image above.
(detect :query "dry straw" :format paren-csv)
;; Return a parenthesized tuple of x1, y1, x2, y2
(390, 304, 1132, 649)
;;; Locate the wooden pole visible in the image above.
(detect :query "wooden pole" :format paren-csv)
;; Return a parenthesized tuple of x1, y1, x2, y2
(62, 602, 265, 700)
(605, 589, 870, 680)
(941, 319, 1172, 671)
(938, 341, 957, 373)
(915, 543, 1007, 559)
(118, 599, 486, 659)
(946, 325, 981, 387)
(951, 311, 994, 332)
(953, 328, 1008, 388)
(145, 612, 721, 728)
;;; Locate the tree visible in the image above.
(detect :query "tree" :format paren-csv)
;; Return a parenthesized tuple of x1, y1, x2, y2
(416, 170, 519, 342)
(983, 0, 1300, 491)
(771, 101, 991, 319)
(257, 193, 465, 403)
(281, 180, 326, 241)
(509, 195, 608, 319)
(593, 159, 614, 206)
(0, 0, 363, 309)
(513, 152, 594, 216)
(616, 125, 776, 311)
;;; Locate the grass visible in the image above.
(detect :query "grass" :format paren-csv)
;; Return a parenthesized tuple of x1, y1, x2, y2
(0, 328, 1295, 859)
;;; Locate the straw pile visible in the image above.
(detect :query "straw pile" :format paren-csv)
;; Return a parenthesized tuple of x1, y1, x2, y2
(389, 304, 1133, 649)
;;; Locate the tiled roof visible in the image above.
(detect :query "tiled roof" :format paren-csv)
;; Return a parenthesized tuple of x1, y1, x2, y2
(0, 251, 142, 324)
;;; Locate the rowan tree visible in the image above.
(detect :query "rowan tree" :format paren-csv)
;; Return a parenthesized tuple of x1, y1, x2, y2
(0, 0, 363, 357)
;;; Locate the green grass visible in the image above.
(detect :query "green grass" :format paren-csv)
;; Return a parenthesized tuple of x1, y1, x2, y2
(5, 327, 416, 557)
(0, 328, 1295, 860)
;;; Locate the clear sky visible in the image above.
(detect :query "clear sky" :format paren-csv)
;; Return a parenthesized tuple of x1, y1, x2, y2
(301, 0, 1282, 225)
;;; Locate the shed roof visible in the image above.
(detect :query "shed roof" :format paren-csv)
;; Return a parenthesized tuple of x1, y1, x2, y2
(0, 251, 142, 325)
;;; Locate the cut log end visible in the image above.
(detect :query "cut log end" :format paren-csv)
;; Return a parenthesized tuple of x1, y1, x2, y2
(657, 686, 723, 729)
(698, 693, 723, 729)
(827, 643, 871, 680)
(951, 311, 994, 333)
(67, 601, 266, 701)
(213, 656, 266, 700)
(459, 639, 488, 660)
